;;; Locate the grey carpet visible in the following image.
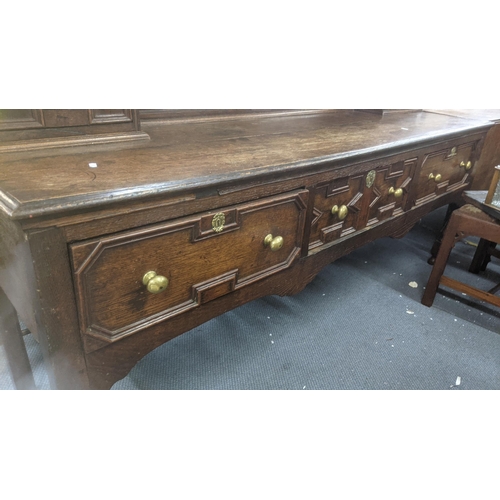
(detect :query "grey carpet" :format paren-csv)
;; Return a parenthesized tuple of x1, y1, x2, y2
(1, 206, 499, 390)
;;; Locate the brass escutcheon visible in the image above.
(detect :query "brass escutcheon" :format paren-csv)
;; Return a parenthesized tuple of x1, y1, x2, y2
(212, 212, 225, 233)
(366, 170, 376, 188)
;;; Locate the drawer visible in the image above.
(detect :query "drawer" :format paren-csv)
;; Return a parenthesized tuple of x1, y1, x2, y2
(70, 190, 308, 343)
(415, 141, 478, 205)
(309, 157, 416, 251)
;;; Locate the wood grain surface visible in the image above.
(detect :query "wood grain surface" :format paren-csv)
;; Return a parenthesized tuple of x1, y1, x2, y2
(0, 109, 498, 389)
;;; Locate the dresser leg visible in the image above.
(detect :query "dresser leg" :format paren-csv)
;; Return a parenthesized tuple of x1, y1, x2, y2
(0, 288, 36, 390)
(27, 227, 91, 389)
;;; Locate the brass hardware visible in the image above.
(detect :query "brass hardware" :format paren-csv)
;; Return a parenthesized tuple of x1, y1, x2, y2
(388, 187, 403, 198)
(331, 205, 348, 220)
(143, 271, 169, 294)
(449, 146, 457, 156)
(264, 234, 284, 251)
(428, 173, 442, 182)
(212, 212, 225, 233)
(460, 160, 472, 171)
(366, 170, 376, 188)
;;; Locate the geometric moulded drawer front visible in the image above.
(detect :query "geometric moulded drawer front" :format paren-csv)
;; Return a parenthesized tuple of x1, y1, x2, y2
(364, 158, 416, 226)
(70, 190, 308, 343)
(309, 172, 366, 251)
(309, 157, 416, 252)
(415, 141, 479, 206)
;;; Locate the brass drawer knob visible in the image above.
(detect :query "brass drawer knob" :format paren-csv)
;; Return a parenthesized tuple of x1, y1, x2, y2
(428, 173, 442, 182)
(388, 187, 403, 198)
(460, 160, 472, 171)
(143, 271, 169, 294)
(331, 204, 348, 220)
(264, 234, 284, 252)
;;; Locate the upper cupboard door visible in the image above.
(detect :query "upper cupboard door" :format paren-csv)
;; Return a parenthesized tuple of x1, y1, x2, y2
(70, 190, 308, 344)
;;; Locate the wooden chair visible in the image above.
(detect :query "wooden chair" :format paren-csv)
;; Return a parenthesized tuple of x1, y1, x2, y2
(469, 239, 500, 273)
(422, 204, 500, 308)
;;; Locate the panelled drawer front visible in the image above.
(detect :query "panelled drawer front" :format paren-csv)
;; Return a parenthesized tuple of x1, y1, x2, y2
(309, 172, 365, 250)
(415, 141, 478, 205)
(70, 190, 308, 343)
(309, 158, 416, 252)
(365, 158, 417, 226)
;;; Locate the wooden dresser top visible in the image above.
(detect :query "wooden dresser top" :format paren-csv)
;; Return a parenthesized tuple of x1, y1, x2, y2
(0, 109, 494, 220)
(426, 109, 500, 123)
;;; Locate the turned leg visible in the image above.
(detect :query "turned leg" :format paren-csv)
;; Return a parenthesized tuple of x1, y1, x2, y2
(0, 288, 36, 390)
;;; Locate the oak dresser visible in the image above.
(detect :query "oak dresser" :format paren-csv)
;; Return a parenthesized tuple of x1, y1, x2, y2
(0, 109, 498, 389)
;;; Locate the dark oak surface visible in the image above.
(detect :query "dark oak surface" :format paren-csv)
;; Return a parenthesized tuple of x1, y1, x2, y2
(0, 109, 148, 157)
(0, 109, 498, 389)
(0, 110, 492, 220)
(427, 109, 500, 123)
(426, 110, 500, 191)
(70, 190, 307, 347)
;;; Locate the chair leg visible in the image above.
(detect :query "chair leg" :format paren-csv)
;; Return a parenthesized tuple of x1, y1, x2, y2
(422, 213, 461, 307)
(469, 239, 496, 273)
(0, 288, 36, 390)
(428, 203, 460, 265)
